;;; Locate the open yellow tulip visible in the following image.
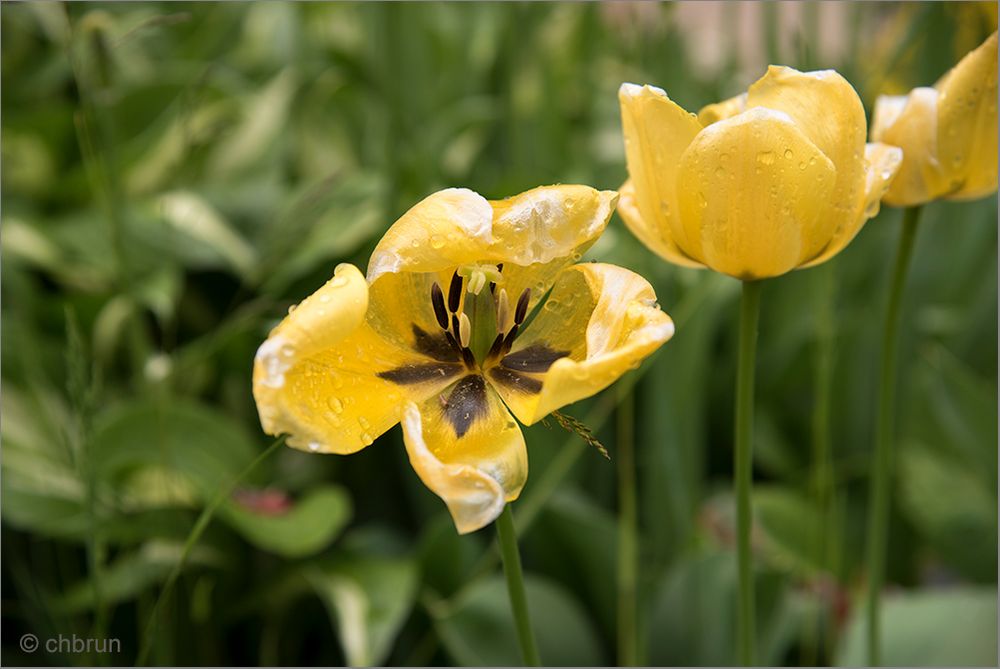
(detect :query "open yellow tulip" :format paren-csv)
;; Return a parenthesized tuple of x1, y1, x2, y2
(871, 32, 998, 206)
(252, 185, 674, 533)
(619, 66, 904, 280)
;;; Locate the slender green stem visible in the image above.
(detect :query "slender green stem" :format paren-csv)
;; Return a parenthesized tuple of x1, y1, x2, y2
(866, 205, 922, 666)
(804, 263, 837, 665)
(496, 504, 541, 667)
(136, 436, 286, 666)
(735, 280, 762, 666)
(617, 386, 639, 667)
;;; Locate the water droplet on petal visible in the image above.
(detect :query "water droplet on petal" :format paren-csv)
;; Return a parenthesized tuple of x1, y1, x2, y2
(784, 149, 794, 159)
(329, 397, 344, 413)
(430, 234, 445, 249)
(308, 441, 322, 452)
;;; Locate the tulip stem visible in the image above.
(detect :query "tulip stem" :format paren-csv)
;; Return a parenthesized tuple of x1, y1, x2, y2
(496, 504, 541, 667)
(617, 385, 639, 667)
(735, 279, 762, 667)
(866, 205, 922, 666)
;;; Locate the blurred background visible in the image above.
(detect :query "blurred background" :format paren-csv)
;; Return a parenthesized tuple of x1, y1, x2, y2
(1, 2, 997, 666)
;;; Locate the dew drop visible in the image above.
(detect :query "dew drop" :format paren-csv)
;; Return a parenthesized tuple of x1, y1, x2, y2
(360, 432, 374, 446)
(319, 294, 331, 303)
(799, 161, 807, 170)
(308, 441, 322, 452)
(329, 397, 344, 413)
(281, 345, 295, 358)
(430, 234, 445, 249)
(714, 166, 726, 178)
(784, 149, 794, 159)
(756, 151, 775, 165)
(287, 304, 298, 315)
(358, 416, 371, 430)
(330, 275, 348, 288)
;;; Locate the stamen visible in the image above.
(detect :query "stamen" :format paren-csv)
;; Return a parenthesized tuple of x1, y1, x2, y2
(489, 264, 504, 294)
(486, 332, 505, 360)
(431, 283, 449, 330)
(501, 324, 519, 355)
(458, 313, 472, 349)
(451, 314, 461, 342)
(448, 271, 463, 313)
(514, 288, 531, 325)
(496, 288, 511, 334)
(461, 346, 476, 369)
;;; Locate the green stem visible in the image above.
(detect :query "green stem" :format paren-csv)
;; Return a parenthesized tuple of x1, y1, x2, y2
(805, 263, 836, 665)
(617, 386, 639, 667)
(136, 436, 286, 666)
(736, 279, 762, 667)
(496, 504, 541, 667)
(866, 205, 922, 666)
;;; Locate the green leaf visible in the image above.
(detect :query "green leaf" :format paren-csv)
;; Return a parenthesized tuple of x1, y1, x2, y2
(838, 588, 998, 666)
(897, 445, 997, 582)
(433, 574, 604, 666)
(647, 550, 800, 666)
(90, 399, 259, 500)
(306, 554, 419, 666)
(220, 484, 352, 558)
(754, 486, 824, 574)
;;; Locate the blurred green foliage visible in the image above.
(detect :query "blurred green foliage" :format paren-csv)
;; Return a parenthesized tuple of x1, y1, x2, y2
(1, 2, 996, 666)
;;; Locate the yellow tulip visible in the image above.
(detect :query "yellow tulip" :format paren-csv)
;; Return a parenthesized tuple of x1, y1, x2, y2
(871, 32, 998, 206)
(252, 185, 674, 533)
(619, 66, 904, 280)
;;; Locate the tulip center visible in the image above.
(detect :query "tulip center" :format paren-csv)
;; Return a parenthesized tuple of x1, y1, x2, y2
(429, 264, 531, 370)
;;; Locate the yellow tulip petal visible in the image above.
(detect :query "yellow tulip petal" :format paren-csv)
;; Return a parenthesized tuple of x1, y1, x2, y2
(253, 264, 456, 454)
(401, 382, 527, 534)
(698, 92, 747, 125)
(803, 142, 904, 268)
(619, 82, 705, 261)
(489, 263, 673, 425)
(747, 66, 867, 258)
(617, 179, 704, 269)
(936, 31, 998, 200)
(872, 88, 947, 206)
(368, 185, 617, 317)
(675, 107, 837, 280)
(367, 188, 494, 283)
(488, 185, 618, 313)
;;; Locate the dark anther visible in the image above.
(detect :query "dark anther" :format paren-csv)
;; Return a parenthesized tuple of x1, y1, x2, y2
(451, 314, 462, 342)
(486, 332, 505, 360)
(514, 288, 531, 325)
(448, 271, 463, 313)
(460, 346, 476, 369)
(501, 324, 519, 355)
(431, 283, 449, 330)
(497, 263, 504, 273)
(490, 264, 504, 294)
(444, 331, 463, 354)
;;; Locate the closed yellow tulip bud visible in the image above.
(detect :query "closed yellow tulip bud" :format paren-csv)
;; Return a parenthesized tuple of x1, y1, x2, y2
(871, 32, 998, 206)
(619, 67, 904, 280)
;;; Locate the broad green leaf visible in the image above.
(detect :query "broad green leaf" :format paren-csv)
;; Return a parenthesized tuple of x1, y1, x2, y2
(433, 574, 604, 666)
(648, 550, 800, 666)
(157, 191, 257, 277)
(306, 554, 419, 666)
(220, 484, 352, 558)
(90, 399, 259, 499)
(838, 588, 998, 667)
